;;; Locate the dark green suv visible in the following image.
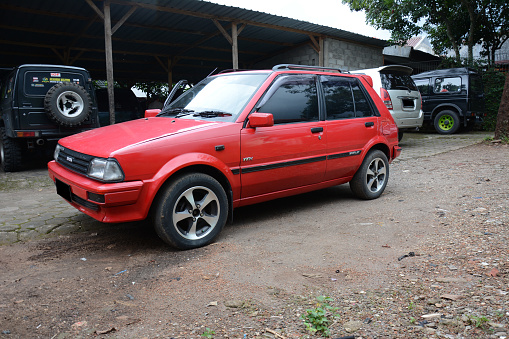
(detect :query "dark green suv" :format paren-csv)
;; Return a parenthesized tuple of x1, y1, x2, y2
(412, 68, 485, 134)
(0, 64, 99, 172)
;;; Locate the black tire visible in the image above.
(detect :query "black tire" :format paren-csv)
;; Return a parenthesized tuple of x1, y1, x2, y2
(350, 150, 389, 200)
(0, 127, 23, 172)
(153, 173, 228, 250)
(434, 110, 460, 134)
(44, 82, 92, 126)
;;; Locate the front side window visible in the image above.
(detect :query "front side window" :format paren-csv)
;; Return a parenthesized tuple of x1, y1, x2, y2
(258, 75, 319, 124)
(434, 77, 462, 93)
(321, 76, 374, 119)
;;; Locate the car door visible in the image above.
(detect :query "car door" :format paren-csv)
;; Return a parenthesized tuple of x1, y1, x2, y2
(320, 75, 379, 180)
(240, 74, 326, 198)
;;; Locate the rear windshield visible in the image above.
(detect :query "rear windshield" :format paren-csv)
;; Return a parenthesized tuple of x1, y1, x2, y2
(24, 71, 85, 96)
(380, 71, 418, 91)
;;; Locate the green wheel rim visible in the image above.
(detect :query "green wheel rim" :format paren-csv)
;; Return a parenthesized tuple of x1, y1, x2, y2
(437, 114, 454, 131)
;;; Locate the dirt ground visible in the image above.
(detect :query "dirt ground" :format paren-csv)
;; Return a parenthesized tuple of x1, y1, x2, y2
(1, 142, 508, 339)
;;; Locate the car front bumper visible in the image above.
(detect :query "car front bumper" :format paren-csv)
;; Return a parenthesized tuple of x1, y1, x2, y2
(48, 160, 148, 223)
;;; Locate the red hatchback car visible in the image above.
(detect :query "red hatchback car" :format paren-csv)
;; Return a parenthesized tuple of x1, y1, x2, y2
(48, 65, 401, 249)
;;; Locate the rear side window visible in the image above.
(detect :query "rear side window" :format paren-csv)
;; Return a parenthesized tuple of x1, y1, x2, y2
(1, 76, 14, 100)
(414, 79, 430, 95)
(258, 75, 319, 124)
(321, 76, 375, 119)
(380, 71, 417, 91)
(434, 77, 462, 93)
(24, 71, 85, 96)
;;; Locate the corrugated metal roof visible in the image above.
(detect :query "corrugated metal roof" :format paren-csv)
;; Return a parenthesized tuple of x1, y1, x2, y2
(0, 0, 387, 83)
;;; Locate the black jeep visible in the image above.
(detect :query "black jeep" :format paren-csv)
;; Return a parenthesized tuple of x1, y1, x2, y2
(0, 64, 99, 172)
(411, 68, 485, 134)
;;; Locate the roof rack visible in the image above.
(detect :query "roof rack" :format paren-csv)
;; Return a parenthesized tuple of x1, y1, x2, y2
(272, 64, 343, 73)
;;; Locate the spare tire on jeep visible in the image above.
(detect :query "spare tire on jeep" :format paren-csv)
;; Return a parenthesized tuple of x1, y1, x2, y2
(44, 82, 92, 126)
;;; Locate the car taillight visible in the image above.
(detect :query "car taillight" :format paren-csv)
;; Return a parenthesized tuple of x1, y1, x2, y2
(380, 88, 393, 110)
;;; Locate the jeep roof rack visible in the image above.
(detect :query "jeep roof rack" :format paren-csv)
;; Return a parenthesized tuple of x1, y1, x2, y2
(272, 64, 343, 73)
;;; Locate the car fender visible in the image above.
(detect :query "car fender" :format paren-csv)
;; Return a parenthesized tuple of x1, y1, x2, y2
(362, 136, 393, 160)
(431, 103, 463, 117)
(142, 152, 239, 213)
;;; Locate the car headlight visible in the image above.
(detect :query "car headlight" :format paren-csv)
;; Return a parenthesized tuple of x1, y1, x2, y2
(88, 158, 124, 182)
(54, 144, 62, 161)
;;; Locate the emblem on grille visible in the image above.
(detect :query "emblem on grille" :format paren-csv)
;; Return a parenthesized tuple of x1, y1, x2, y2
(66, 156, 73, 163)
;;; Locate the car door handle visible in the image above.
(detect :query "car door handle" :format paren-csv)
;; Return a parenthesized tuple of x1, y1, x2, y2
(311, 127, 323, 133)
(365, 122, 374, 127)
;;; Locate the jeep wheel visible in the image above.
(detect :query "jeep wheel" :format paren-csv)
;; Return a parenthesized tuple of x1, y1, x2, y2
(153, 173, 228, 250)
(0, 127, 23, 172)
(434, 110, 460, 134)
(350, 150, 389, 200)
(44, 83, 92, 126)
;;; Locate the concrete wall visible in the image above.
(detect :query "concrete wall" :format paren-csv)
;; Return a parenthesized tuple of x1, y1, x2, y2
(324, 38, 383, 71)
(253, 38, 383, 71)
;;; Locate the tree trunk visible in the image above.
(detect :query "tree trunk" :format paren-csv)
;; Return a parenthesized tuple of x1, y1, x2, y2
(495, 72, 509, 140)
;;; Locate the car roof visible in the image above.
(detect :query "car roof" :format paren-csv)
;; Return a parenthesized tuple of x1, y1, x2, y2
(352, 65, 414, 75)
(411, 67, 478, 78)
(15, 64, 89, 72)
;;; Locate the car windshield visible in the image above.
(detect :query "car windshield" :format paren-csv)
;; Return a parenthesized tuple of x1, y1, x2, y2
(380, 71, 418, 91)
(160, 73, 269, 122)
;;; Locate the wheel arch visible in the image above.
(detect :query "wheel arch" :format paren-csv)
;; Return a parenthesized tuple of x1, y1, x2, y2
(431, 104, 462, 119)
(368, 142, 390, 160)
(148, 162, 235, 224)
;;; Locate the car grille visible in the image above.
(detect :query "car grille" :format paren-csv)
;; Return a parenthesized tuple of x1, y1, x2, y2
(56, 147, 94, 176)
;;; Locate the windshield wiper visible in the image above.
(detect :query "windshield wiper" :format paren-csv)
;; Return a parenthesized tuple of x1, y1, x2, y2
(157, 108, 194, 117)
(193, 111, 232, 118)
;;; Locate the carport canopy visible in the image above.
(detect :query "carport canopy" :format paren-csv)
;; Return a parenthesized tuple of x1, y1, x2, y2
(0, 0, 387, 122)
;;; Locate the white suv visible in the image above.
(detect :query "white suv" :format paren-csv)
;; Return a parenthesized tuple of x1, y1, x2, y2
(352, 65, 423, 141)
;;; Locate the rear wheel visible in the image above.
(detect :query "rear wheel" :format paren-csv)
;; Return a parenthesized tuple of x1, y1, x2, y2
(350, 150, 389, 200)
(0, 127, 23, 172)
(153, 173, 228, 250)
(434, 110, 460, 134)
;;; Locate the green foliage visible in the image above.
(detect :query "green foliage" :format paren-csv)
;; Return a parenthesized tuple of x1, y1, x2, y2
(201, 328, 215, 338)
(468, 315, 490, 329)
(133, 82, 169, 101)
(481, 68, 506, 131)
(301, 296, 340, 337)
(342, 0, 509, 63)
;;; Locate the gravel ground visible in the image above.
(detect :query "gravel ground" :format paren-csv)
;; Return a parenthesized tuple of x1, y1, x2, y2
(0, 142, 508, 339)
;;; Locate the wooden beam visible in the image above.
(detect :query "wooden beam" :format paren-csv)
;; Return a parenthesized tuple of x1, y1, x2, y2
(212, 19, 232, 45)
(112, 5, 138, 35)
(154, 56, 168, 72)
(309, 35, 320, 53)
(232, 22, 238, 69)
(84, 0, 104, 19)
(104, 0, 116, 125)
(319, 37, 324, 66)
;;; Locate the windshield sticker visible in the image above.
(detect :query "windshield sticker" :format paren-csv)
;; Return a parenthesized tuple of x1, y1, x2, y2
(51, 73, 61, 77)
(32, 77, 39, 82)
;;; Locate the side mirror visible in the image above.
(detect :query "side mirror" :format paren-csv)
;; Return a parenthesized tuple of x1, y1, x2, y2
(248, 112, 274, 128)
(145, 109, 161, 118)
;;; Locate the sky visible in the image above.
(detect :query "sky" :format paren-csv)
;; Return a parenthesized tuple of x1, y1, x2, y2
(208, 0, 392, 40)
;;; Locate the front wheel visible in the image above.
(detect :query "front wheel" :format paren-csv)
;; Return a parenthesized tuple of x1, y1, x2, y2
(434, 110, 460, 134)
(153, 173, 228, 250)
(350, 150, 389, 200)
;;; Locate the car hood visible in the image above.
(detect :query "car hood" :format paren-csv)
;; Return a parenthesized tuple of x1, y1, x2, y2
(59, 117, 221, 157)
